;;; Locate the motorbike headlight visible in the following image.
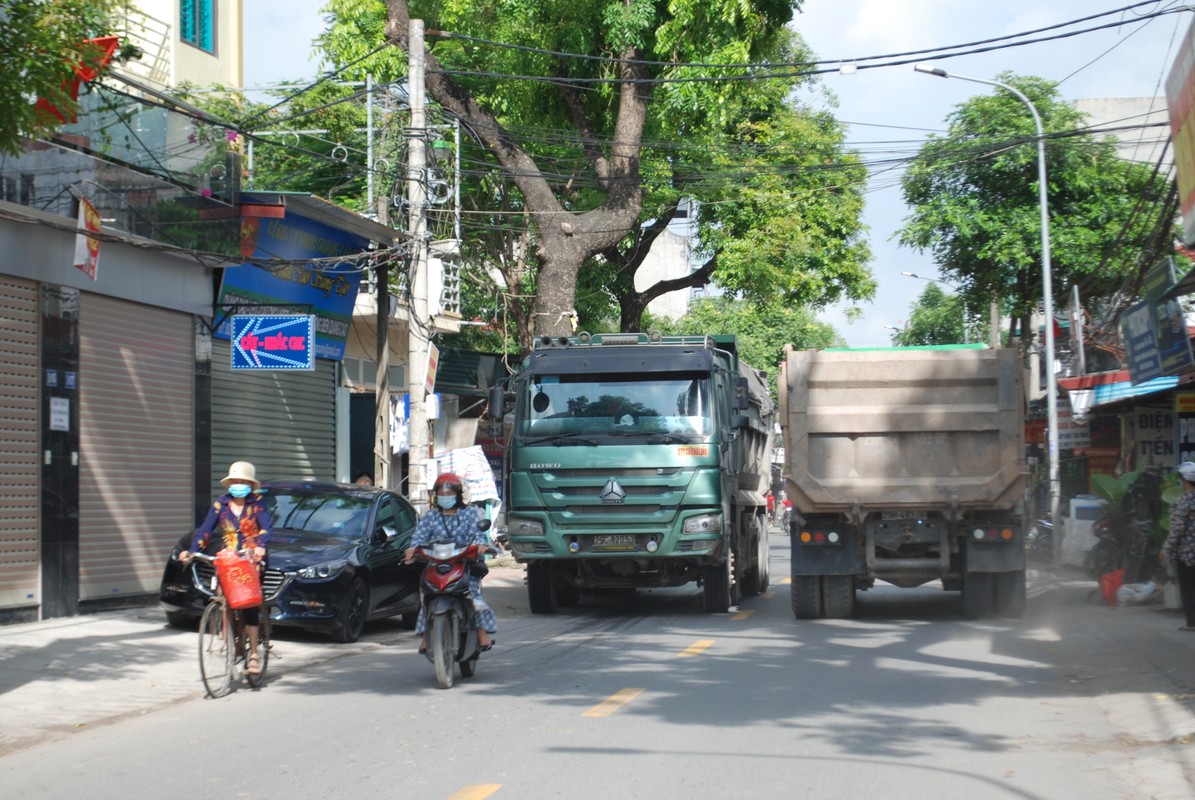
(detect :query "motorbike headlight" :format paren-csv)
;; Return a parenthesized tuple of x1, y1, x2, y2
(297, 558, 349, 580)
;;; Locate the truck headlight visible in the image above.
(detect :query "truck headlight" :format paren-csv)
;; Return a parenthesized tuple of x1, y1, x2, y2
(683, 514, 722, 534)
(509, 518, 544, 536)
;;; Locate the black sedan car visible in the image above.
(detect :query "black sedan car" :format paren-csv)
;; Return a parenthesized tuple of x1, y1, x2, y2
(160, 480, 423, 643)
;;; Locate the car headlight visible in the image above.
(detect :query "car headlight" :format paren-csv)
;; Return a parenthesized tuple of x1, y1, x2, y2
(297, 558, 349, 580)
(684, 514, 722, 534)
(508, 518, 544, 536)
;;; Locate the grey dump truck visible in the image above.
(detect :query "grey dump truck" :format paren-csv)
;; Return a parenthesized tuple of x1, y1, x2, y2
(778, 345, 1026, 619)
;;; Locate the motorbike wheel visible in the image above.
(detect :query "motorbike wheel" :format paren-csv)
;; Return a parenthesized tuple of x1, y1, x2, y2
(430, 616, 455, 689)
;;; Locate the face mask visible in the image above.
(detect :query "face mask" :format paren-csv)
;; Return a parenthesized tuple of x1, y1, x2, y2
(229, 484, 252, 499)
(435, 494, 456, 510)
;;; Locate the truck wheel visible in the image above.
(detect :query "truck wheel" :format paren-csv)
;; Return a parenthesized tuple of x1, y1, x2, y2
(994, 570, 1026, 618)
(823, 575, 856, 619)
(961, 571, 995, 619)
(703, 560, 732, 613)
(791, 576, 823, 619)
(742, 515, 769, 596)
(758, 519, 771, 593)
(527, 562, 557, 614)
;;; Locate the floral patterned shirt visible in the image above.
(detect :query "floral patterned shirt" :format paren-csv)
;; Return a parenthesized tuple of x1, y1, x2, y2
(190, 493, 274, 556)
(1163, 489, 1195, 567)
(411, 505, 486, 550)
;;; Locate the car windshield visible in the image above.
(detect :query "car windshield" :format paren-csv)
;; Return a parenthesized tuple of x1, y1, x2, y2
(519, 372, 711, 439)
(263, 490, 373, 538)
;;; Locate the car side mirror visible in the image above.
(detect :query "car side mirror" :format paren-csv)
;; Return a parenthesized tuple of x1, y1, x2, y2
(478, 519, 492, 532)
(379, 525, 398, 544)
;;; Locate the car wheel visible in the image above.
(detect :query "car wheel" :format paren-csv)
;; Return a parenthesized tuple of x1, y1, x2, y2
(165, 610, 195, 629)
(332, 576, 368, 643)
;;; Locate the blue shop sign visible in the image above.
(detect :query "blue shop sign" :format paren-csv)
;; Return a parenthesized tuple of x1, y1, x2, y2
(216, 213, 365, 361)
(231, 315, 315, 370)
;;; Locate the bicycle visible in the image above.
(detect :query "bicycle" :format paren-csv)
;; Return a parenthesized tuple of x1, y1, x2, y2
(184, 551, 292, 698)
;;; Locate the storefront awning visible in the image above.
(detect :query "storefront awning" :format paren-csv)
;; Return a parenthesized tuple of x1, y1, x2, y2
(1058, 369, 1180, 408)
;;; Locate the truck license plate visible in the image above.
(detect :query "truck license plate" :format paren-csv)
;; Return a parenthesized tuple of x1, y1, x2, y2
(593, 534, 637, 550)
(882, 510, 927, 520)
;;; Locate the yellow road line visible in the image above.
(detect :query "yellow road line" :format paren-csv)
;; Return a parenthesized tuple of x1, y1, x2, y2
(731, 609, 754, 621)
(779, 577, 792, 584)
(678, 639, 715, 657)
(583, 688, 645, 717)
(446, 785, 502, 800)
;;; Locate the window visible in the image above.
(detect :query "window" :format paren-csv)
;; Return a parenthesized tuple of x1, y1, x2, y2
(180, 0, 215, 53)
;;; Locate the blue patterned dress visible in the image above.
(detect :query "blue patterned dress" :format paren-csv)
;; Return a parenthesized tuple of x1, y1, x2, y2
(411, 504, 497, 635)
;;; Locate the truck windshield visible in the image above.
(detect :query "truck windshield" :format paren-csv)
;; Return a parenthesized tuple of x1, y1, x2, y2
(520, 373, 711, 439)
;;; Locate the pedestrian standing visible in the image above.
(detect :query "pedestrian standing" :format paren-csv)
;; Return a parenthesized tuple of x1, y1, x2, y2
(1162, 461, 1195, 631)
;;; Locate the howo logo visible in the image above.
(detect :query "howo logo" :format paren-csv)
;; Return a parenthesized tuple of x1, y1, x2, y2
(600, 478, 626, 505)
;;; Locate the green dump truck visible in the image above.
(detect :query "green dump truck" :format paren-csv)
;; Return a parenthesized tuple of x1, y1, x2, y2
(778, 345, 1027, 620)
(496, 333, 774, 613)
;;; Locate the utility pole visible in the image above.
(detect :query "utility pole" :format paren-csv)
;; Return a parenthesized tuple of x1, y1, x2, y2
(374, 193, 391, 489)
(406, 18, 431, 512)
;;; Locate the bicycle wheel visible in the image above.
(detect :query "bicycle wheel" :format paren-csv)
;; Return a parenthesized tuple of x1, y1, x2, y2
(246, 613, 270, 688)
(198, 601, 234, 698)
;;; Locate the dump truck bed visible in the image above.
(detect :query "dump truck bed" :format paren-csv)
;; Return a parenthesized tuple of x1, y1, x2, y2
(779, 347, 1025, 514)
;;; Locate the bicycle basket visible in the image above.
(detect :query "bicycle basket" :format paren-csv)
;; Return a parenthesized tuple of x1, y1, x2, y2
(215, 550, 263, 609)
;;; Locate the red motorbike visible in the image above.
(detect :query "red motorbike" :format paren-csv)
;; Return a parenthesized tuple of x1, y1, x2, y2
(415, 522, 493, 689)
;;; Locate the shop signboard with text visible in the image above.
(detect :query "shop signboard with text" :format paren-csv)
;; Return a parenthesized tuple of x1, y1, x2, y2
(216, 212, 365, 361)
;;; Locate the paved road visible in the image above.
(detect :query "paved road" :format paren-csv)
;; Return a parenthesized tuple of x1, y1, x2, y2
(3, 547, 1195, 799)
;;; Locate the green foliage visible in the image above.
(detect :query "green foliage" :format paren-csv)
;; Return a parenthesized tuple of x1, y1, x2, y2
(652, 295, 840, 398)
(895, 282, 981, 346)
(316, 0, 872, 341)
(693, 103, 875, 310)
(898, 72, 1175, 325)
(0, 0, 128, 155)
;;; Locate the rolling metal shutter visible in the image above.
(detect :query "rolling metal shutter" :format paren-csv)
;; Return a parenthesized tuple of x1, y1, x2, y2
(210, 339, 336, 491)
(78, 294, 194, 600)
(0, 277, 40, 609)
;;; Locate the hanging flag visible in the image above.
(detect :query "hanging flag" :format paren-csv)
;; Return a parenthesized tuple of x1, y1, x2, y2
(73, 197, 101, 281)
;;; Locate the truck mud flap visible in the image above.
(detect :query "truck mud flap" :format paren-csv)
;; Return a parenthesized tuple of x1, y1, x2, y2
(965, 540, 1026, 573)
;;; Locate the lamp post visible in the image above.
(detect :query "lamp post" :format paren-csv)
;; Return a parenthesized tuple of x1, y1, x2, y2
(914, 63, 1059, 562)
(901, 270, 968, 343)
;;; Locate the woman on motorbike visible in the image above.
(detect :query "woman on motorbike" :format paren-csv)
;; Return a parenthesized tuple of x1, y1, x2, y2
(404, 472, 497, 653)
(180, 461, 273, 673)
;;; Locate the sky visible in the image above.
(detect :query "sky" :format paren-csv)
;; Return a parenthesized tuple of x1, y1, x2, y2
(243, 1, 1190, 347)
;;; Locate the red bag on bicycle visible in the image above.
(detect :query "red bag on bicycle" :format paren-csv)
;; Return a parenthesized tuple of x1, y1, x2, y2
(215, 550, 262, 609)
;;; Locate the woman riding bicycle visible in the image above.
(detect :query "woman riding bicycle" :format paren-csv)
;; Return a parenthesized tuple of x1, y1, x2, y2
(180, 461, 273, 674)
(404, 472, 497, 654)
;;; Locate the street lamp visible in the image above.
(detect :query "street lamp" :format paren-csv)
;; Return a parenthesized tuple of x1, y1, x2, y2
(901, 270, 968, 343)
(914, 63, 1059, 562)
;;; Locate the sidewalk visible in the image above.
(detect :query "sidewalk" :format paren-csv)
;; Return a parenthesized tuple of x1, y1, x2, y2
(0, 564, 529, 756)
(3, 564, 1195, 763)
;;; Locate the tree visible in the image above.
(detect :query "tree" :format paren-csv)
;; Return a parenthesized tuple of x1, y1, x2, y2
(653, 296, 841, 398)
(894, 282, 971, 346)
(0, 1, 130, 156)
(315, 0, 873, 344)
(898, 72, 1176, 343)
